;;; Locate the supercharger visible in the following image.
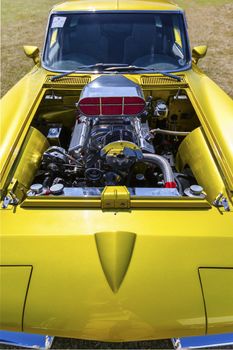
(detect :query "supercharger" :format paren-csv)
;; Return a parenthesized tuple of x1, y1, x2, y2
(68, 75, 155, 157)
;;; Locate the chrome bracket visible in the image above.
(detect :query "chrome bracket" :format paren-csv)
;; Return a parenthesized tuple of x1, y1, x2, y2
(2, 192, 19, 209)
(1, 179, 20, 209)
(213, 193, 230, 212)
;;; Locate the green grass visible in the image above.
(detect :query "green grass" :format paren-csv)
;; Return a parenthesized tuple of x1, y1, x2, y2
(1, 0, 58, 96)
(1, 0, 233, 97)
(176, 0, 231, 7)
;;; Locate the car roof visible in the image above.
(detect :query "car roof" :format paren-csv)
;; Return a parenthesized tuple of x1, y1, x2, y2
(52, 0, 181, 13)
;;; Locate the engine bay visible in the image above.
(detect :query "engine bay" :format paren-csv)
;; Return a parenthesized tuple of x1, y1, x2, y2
(28, 75, 206, 199)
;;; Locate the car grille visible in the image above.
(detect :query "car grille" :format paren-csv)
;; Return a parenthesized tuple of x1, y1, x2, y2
(141, 75, 188, 87)
(44, 76, 91, 88)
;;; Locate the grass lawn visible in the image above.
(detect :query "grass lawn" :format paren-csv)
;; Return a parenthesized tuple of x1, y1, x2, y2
(1, 0, 58, 96)
(1, 0, 233, 98)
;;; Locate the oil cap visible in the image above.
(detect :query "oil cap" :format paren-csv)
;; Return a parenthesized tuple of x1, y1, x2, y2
(190, 185, 204, 196)
(30, 184, 43, 194)
(50, 183, 64, 195)
(184, 185, 206, 198)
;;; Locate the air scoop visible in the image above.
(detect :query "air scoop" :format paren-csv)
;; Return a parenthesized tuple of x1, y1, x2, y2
(77, 75, 145, 117)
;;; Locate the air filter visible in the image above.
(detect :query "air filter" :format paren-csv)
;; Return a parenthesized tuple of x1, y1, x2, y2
(78, 75, 145, 117)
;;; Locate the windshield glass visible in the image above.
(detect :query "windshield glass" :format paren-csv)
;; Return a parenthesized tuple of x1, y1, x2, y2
(43, 12, 190, 72)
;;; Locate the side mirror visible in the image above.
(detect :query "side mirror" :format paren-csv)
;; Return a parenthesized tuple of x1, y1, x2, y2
(192, 45, 208, 64)
(23, 46, 40, 65)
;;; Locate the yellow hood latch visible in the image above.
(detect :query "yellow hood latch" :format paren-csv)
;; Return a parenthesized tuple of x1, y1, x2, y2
(101, 186, 130, 209)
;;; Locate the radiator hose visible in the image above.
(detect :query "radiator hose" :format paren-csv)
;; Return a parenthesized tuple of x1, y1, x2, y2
(142, 153, 176, 188)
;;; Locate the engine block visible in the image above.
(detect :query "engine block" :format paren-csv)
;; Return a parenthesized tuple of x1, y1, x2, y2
(69, 115, 154, 156)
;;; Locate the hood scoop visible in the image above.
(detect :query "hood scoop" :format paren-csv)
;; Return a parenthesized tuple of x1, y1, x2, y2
(78, 75, 145, 117)
(95, 231, 136, 293)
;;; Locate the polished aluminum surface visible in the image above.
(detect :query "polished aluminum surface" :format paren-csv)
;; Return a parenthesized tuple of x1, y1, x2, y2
(28, 187, 180, 198)
(69, 117, 90, 154)
(79, 75, 144, 99)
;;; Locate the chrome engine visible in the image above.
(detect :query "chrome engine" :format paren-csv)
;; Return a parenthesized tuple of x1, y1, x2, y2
(69, 115, 154, 158)
(32, 75, 195, 192)
(69, 75, 154, 158)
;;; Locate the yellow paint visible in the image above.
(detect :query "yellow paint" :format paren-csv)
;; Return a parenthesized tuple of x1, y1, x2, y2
(0, 266, 32, 331)
(185, 70, 233, 191)
(23, 46, 40, 64)
(95, 231, 136, 292)
(50, 29, 58, 48)
(20, 196, 212, 209)
(174, 27, 182, 47)
(1, 207, 233, 340)
(101, 186, 131, 209)
(0, 68, 46, 192)
(192, 46, 208, 64)
(176, 127, 227, 202)
(12, 127, 49, 190)
(199, 269, 233, 334)
(52, 0, 181, 12)
(102, 141, 140, 156)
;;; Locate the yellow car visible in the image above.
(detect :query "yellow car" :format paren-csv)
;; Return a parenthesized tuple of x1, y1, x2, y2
(1, 0, 233, 342)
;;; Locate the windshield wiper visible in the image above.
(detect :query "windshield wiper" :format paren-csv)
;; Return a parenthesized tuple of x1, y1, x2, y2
(105, 65, 182, 81)
(50, 63, 182, 82)
(50, 63, 130, 81)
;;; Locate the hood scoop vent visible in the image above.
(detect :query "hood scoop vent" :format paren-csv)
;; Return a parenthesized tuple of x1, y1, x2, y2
(141, 75, 187, 87)
(44, 75, 91, 87)
(78, 75, 145, 117)
(95, 231, 136, 293)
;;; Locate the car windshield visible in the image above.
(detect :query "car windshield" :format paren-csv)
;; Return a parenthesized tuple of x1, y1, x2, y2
(43, 12, 191, 72)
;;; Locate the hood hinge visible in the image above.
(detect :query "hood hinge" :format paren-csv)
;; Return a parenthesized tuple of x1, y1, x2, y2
(2, 179, 20, 209)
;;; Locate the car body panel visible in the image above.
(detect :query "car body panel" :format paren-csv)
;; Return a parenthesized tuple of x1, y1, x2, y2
(0, 67, 47, 191)
(199, 268, 233, 334)
(52, 0, 181, 13)
(1, 206, 233, 340)
(185, 68, 233, 191)
(176, 127, 227, 203)
(0, 266, 32, 330)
